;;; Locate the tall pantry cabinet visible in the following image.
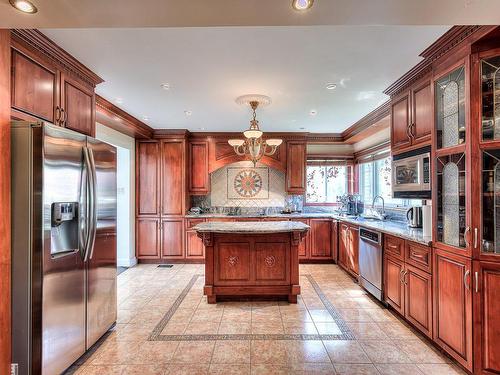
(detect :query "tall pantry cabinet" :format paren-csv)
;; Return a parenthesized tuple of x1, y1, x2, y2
(430, 29, 500, 374)
(136, 135, 188, 260)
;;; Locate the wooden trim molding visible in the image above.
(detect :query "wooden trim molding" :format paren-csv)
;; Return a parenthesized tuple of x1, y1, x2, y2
(11, 29, 103, 87)
(341, 100, 391, 141)
(96, 95, 154, 139)
(153, 129, 190, 139)
(306, 133, 343, 143)
(0, 29, 11, 375)
(384, 25, 497, 97)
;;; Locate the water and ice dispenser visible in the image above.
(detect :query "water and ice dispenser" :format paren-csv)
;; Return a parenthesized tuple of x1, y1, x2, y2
(50, 202, 79, 256)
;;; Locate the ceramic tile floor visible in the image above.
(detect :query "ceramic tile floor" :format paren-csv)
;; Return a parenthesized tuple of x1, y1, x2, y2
(68, 264, 467, 375)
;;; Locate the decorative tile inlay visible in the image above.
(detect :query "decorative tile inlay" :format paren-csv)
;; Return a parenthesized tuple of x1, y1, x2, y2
(149, 274, 354, 342)
(232, 169, 264, 198)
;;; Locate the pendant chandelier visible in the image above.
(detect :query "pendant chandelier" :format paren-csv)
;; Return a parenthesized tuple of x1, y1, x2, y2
(228, 94, 282, 166)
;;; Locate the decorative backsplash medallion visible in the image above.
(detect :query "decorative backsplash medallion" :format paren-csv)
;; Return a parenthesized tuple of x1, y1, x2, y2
(228, 167, 268, 199)
(210, 161, 286, 207)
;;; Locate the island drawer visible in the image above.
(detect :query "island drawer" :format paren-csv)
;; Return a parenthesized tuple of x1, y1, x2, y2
(384, 234, 405, 260)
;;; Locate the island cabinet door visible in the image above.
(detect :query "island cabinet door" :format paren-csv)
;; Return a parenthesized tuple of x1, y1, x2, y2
(433, 249, 473, 372)
(161, 219, 184, 259)
(384, 254, 405, 315)
(309, 219, 332, 259)
(404, 264, 433, 338)
(136, 218, 160, 259)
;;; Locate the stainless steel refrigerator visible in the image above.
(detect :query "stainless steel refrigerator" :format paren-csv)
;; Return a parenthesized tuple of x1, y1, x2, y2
(11, 122, 117, 375)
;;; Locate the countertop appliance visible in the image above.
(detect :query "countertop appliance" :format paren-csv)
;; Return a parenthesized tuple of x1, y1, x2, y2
(392, 145, 431, 199)
(11, 122, 117, 375)
(406, 206, 423, 228)
(359, 228, 383, 301)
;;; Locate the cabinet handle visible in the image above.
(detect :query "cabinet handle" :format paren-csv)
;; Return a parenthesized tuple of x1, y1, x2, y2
(410, 122, 416, 139)
(388, 244, 398, 249)
(406, 124, 412, 141)
(410, 250, 425, 260)
(463, 227, 471, 248)
(55, 106, 61, 125)
(400, 269, 405, 283)
(474, 228, 478, 249)
(474, 271, 478, 293)
(60, 108, 67, 126)
(464, 269, 470, 291)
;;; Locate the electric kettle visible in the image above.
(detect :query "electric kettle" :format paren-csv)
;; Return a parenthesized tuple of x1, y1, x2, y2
(406, 206, 423, 228)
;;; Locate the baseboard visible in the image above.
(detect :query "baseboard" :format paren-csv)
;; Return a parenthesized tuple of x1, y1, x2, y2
(118, 257, 137, 267)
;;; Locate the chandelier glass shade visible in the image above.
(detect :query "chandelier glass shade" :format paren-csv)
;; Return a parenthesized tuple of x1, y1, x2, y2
(229, 95, 282, 166)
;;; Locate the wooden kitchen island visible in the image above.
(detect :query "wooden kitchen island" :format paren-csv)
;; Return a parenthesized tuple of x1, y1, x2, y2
(194, 221, 309, 304)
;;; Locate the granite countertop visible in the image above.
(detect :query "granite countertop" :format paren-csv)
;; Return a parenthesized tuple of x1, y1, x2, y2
(187, 212, 431, 246)
(193, 221, 310, 234)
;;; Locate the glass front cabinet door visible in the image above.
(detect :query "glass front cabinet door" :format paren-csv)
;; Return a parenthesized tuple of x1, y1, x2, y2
(480, 54, 500, 259)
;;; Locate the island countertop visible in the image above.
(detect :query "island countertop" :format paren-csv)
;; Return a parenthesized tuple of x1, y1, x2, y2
(193, 220, 310, 234)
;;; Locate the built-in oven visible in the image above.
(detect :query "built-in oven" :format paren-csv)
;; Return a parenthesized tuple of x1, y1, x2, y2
(392, 145, 431, 199)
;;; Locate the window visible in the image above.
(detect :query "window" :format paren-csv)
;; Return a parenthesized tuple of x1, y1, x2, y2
(359, 156, 420, 207)
(306, 164, 348, 204)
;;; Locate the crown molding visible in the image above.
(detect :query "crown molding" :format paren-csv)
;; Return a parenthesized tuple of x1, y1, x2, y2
(306, 133, 344, 143)
(153, 129, 190, 139)
(96, 95, 154, 139)
(11, 29, 103, 87)
(384, 25, 497, 97)
(341, 100, 391, 141)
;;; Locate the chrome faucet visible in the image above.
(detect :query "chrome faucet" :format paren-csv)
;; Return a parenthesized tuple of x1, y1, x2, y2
(372, 195, 387, 220)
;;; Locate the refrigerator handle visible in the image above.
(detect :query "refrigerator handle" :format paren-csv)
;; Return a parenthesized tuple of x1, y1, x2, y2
(87, 148, 98, 260)
(81, 147, 92, 261)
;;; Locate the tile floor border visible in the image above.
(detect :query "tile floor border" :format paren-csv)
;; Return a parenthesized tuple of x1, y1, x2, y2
(149, 274, 355, 341)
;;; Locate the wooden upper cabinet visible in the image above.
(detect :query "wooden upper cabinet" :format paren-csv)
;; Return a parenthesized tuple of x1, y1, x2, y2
(390, 77, 432, 152)
(411, 81, 432, 145)
(136, 141, 160, 216)
(309, 219, 332, 259)
(189, 141, 210, 195)
(286, 141, 307, 194)
(60, 73, 95, 136)
(11, 49, 58, 123)
(391, 94, 411, 151)
(161, 140, 186, 216)
(433, 249, 473, 371)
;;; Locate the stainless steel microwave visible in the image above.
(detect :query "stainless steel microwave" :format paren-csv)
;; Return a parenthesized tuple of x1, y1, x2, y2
(392, 146, 431, 199)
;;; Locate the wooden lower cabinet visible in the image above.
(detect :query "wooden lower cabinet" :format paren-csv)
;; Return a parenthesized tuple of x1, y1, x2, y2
(136, 218, 160, 259)
(473, 260, 500, 375)
(433, 249, 473, 372)
(309, 219, 332, 259)
(405, 264, 432, 338)
(338, 222, 358, 277)
(384, 240, 433, 339)
(384, 254, 405, 315)
(186, 230, 205, 259)
(161, 219, 184, 258)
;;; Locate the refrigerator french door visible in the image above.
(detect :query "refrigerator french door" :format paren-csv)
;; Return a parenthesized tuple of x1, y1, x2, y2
(11, 122, 117, 375)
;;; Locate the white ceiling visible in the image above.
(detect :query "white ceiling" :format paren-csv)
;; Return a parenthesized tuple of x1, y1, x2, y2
(3, 0, 500, 27)
(43, 26, 449, 132)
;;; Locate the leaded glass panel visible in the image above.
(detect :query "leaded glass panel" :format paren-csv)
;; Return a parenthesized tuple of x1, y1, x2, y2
(482, 150, 500, 255)
(481, 56, 500, 140)
(435, 66, 466, 148)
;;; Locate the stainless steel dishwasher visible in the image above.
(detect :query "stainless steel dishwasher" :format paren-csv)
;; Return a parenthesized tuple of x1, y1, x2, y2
(359, 227, 383, 301)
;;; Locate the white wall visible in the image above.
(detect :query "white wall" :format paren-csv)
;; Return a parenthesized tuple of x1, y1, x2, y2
(95, 123, 137, 267)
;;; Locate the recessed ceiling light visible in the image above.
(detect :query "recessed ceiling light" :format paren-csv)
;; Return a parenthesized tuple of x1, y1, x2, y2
(160, 83, 170, 90)
(184, 110, 192, 116)
(198, 127, 205, 131)
(115, 98, 123, 104)
(299, 127, 306, 130)
(309, 110, 317, 116)
(326, 83, 337, 90)
(142, 116, 149, 121)
(10, 0, 38, 13)
(292, 0, 314, 11)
